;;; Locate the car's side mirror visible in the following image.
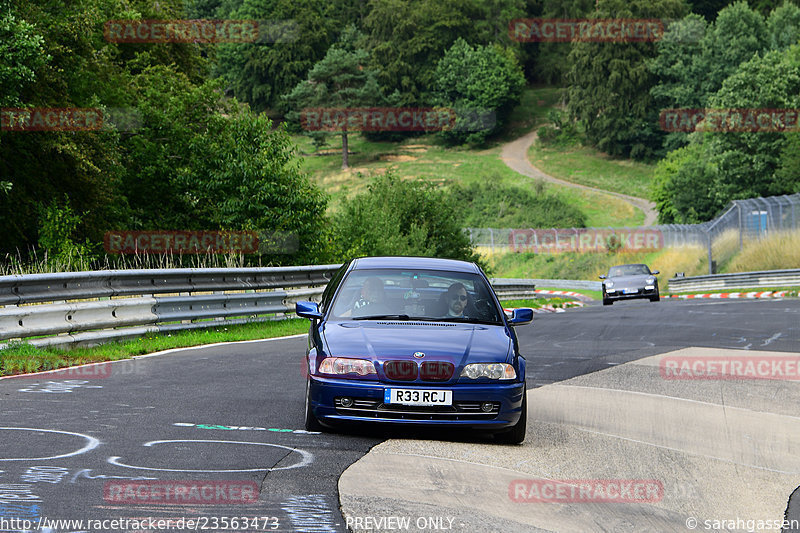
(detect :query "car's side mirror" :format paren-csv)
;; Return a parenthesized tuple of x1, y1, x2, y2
(296, 301, 323, 320)
(508, 308, 533, 326)
(599, 275, 607, 279)
(651, 270, 660, 275)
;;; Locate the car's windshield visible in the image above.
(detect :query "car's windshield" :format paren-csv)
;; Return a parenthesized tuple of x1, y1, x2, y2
(608, 264, 651, 277)
(329, 268, 502, 324)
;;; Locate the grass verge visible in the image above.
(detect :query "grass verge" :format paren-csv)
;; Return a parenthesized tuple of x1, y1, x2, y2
(0, 319, 308, 377)
(500, 298, 577, 309)
(528, 142, 656, 201)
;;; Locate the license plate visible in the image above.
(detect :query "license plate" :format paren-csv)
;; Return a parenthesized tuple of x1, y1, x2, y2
(385, 388, 452, 406)
(624, 288, 638, 294)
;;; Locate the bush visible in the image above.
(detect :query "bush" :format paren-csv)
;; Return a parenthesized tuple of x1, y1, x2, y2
(332, 173, 483, 267)
(433, 39, 525, 145)
(449, 180, 587, 229)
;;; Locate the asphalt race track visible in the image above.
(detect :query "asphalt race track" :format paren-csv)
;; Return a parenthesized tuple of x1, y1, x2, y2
(0, 297, 798, 533)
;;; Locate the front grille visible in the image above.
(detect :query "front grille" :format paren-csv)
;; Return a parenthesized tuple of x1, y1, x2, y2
(382, 360, 454, 382)
(334, 397, 500, 420)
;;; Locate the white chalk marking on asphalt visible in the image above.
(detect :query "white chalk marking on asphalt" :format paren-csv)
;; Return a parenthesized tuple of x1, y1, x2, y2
(107, 439, 313, 472)
(761, 332, 783, 346)
(0, 427, 100, 461)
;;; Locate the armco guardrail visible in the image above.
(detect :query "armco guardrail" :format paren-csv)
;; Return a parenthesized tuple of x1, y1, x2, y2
(0, 266, 341, 348)
(0, 267, 545, 349)
(668, 269, 800, 293)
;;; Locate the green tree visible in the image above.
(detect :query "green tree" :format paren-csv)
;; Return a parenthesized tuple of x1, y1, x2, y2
(688, 0, 735, 20)
(122, 66, 330, 264)
(532, 0, 594, 84)
(284, 26, 383, 168)
(433, 38, 525, 144)
(697, 1, 767, 98)
(653, 44, 800, 222)
(333, 173, 482, 266)
(649, 14, 707, 151)
(362, 0, 523, 106)
(0, 0, 210, 255)
(37, 196, 98, 266)
(767, 1, 800, 50)
(706, 46, 800, 199)
(0, 2, 48, 107)
(567, 0, 689, 159)
(214, 0, 346, 112)
(651, 141, 719, 223)
(774, 133, 800, 194)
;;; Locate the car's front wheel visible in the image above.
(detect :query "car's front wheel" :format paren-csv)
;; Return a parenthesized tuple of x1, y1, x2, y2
(495, 391, 527, 445)
(603, 297, 613, 306)
(304, 378, 324, 432)
(650, 291, 660, 302)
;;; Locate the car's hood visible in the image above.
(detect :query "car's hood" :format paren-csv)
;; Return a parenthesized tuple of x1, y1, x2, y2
(606, 274, 654, 287)
(320, 320, 513, 382)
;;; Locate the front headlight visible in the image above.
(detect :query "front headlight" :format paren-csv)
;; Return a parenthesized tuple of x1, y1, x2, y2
(461, 363, 516, 380)
(319, 357, 377, 376)
(646, 277, 655, 284)
(605, 281, 614, 289)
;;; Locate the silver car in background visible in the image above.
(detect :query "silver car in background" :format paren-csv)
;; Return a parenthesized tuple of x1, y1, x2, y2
(600, 264, 660, 306)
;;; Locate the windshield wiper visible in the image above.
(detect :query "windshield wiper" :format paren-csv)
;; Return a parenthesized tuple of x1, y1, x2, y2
(422, 317, 502, 325)
(352, 314, 411, 321)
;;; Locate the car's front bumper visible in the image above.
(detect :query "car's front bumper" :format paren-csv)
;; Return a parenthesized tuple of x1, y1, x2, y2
(308, 375, 526, 430)
(605, 285, 658, 300)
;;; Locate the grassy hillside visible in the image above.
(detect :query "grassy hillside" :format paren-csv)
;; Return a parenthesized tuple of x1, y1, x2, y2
(294, 86, 646, 228)
(528, 143, 656, 200)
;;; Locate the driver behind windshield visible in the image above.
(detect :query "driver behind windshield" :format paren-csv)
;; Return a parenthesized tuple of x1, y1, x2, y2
(444, 282, 469, 318)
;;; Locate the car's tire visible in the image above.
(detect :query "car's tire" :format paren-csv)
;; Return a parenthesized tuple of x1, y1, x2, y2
(650, 292, 660, 302)
(495, 391, 527, 445)
(603, 298, 613, 306)
(304, 378, 324, 432)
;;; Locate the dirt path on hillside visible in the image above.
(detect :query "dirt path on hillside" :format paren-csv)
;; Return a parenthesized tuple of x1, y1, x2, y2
(500, 130, 658, 226)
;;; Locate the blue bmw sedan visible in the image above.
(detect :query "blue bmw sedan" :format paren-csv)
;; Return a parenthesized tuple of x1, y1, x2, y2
(295, 257, 533, 444)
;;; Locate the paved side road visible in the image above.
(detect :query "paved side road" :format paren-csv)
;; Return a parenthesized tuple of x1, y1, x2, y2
(500, 129, 658, 226)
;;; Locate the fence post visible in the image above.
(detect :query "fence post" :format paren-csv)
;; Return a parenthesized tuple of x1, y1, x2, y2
(706, 229, 714, 275)
(738, 203, 743, 250)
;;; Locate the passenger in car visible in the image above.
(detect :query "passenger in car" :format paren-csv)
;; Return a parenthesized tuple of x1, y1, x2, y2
(352, 277, 391, 315)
